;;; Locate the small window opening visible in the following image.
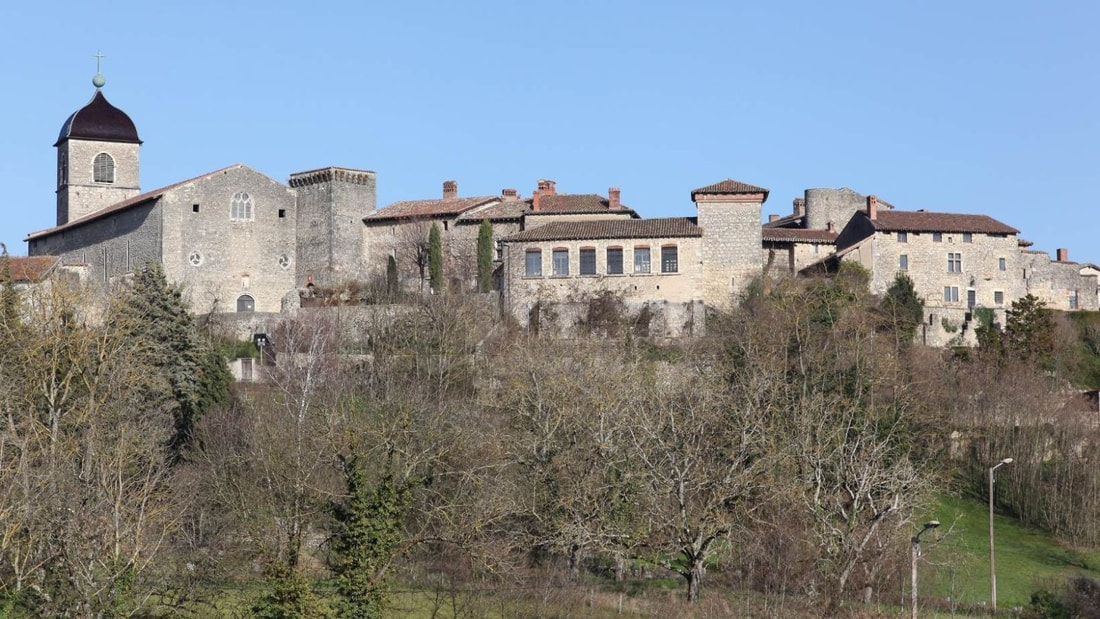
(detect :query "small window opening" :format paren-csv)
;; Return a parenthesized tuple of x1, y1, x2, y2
(93, 152, 115, 183)
(278, 208, 286, 218)
(193, 204, 200, 213)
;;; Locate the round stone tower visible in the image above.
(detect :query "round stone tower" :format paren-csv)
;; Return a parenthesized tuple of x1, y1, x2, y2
(55, 71, 142, 226)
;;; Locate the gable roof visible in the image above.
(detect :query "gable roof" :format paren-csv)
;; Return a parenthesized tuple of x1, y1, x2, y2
(456, 199, 529, 222)
(364, 196, 498, 222)
(26, 164, 250, 240)
(530, 193, 639, 216)
(691, 179, 770, 201)
(762, 228, 838, 243)
(2, 256, 62, 283)
(763, 212, 806, 228)
(501, 217, 700, 243)
(868, 210, 1019, 235)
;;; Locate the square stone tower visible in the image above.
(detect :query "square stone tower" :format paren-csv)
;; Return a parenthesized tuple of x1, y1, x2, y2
(290, 167, 377, 286)
(692, 179, 768, 309)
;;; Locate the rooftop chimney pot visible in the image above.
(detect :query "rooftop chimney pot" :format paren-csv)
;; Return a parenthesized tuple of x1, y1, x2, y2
(867, 195, 878, 220)
(769, 214, 780, 222)
(502, 188, 518, 200)
(443, 180, 458, 200)
(1057, 248, 1069, 262)
(608, 187, 621, 210)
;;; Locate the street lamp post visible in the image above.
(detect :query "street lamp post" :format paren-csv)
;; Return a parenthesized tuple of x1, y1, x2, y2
(911, 520, 940, 619)
(989, 457, 1013, 612)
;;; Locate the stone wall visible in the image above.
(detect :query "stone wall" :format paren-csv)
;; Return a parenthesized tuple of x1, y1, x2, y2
(28, 201, 163, 285)
(291, 167, 377, 286)
(501, 235, 704, 331)
(57, 139, 141, 225)
(1022, 251, 1100, 311)
(695, 195, 762, 308)
(162, 166, 298, 313)
(804, 188, 882, 231)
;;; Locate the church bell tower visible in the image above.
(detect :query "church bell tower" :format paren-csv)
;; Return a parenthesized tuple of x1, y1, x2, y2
(55, 55, 142, 226)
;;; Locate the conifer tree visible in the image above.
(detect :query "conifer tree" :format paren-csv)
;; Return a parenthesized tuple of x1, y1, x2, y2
(476, 219, 493, 293)
(386, 255, 398, 298)
(112, 262, 231, 456)
(428, 223, 443, 293)
(879, 272, 924, 346)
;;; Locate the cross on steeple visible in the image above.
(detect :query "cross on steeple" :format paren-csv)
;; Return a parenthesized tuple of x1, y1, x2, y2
(94, 50, 105, 74)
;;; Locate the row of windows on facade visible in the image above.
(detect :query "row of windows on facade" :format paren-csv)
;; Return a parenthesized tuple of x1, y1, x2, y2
(942, 286, 1004, 306)
(897, 253, 1008, 273)
(524, 245, 679, 278)
(895, 231, 989, 243)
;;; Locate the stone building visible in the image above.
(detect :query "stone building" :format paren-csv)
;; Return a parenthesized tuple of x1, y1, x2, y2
(20, 73, 1099, 347)
(26, 77, 375, 313)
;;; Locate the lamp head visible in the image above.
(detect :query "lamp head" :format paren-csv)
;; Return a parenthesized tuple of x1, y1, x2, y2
(1002, 458, 1014, 464)
(925, 520, 940, 529)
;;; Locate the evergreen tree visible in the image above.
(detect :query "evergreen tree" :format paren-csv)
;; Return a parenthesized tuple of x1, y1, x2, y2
(386, 255, 398, 298)
(1006, 293, 1054, 364)
(428, 223, 443, 293)
(330, 456, 409, 619)
(879, 273, 924, 346)
(476, 219, 494, 293)
(112, 262, 232, 456)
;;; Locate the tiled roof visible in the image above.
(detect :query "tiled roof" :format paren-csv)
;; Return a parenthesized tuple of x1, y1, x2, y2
(456, 199, 529, 222)
(2, 256, 61, 282)
(762, 228, 838, 243)
(691, 179, 769, 200)
(364, 196, 498, 222)
(27, 164, 247, 240)
(501, 218, 701, 243)
(869, 210, 1019, 235)
(531, 194, 638, 216)
(763, 213, 805, 228)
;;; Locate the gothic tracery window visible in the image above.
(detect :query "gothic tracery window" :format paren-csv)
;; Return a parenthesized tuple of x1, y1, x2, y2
(231, 191, 254, 221)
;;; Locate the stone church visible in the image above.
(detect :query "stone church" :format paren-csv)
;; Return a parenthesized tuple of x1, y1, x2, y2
(27, 75, 375, 313)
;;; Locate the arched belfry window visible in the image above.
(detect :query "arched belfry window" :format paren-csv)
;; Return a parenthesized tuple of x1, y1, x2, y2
(231, 192, 254, 221)
(93, 153, 115, 183)
(236, 294, 255, 313)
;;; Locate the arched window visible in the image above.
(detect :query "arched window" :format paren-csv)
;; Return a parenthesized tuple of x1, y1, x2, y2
(231, 192, 254, 220)
(93, 153, 114, 183)
(236, 294, 255, 313)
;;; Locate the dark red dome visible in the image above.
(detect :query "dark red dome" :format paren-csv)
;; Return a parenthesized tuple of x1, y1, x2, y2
(55, 90, 141, 146)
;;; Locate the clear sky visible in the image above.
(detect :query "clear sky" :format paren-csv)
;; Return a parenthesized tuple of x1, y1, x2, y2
(2, 1, 1097, 264)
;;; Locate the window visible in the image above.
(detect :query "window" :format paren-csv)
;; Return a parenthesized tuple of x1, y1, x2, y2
(277, 255, 290, 270)
(240, 358, 254, 382)
(192, 204, 200, 213)
(933, 232, 942, 243)
(634, 247, 651, 273)
(661, 246, 678, 273)
(579, 248, 596, 275)
(525, 249, 542, 277)
(963, 232, 973, 243)
(93, 152, 114, 183)
(606, 247, 623, 274)
(278, 209, 286, 218)
(236, 294, 255, 313)
(943, 286, 959, 302)
(947, 252, 962, 273)
(231, 191, 254, 220)
(188, 251, 203, 266)
(994, 291, 1004, 305)
(897, 231, 908, 243)
(899, 254, 908, 271)
(552, 249, 569, 276)
(58, 152, 67, 185)
(998, 257, 1006, 271)
(1070, 291, 1079, 310)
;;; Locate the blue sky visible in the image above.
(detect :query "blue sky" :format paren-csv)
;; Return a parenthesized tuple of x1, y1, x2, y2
(2, 1, 1098, 264)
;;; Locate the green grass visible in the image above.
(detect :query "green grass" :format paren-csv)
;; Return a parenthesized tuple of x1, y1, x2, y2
(921, 494, 1100, 611)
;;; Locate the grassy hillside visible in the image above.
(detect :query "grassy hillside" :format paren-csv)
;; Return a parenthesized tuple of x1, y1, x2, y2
(921, 494, 1100, 611)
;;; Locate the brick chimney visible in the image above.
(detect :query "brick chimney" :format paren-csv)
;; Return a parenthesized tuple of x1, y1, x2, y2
(537, 179, 556, 196)
(867, 195, 878, 220)
(793, 198, 806, 217)
(532, 189, 541, 212)
(608, 187, 621, 210)
(827, 220, 836, 233)
(443, 180, 458, 200)
(769, 214, 780, 222)
(502, 188, 518, 200)
(1057, 248, 1069, 262)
